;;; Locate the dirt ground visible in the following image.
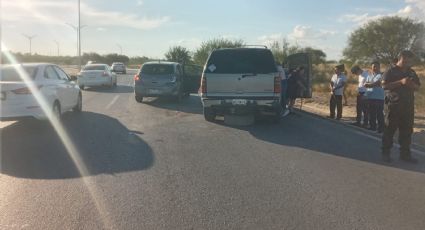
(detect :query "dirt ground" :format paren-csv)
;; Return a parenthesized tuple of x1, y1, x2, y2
(298, 92, 425, 147)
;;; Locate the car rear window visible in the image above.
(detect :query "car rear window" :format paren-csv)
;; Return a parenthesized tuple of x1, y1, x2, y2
(0, 66, 37, 81)
(205, 49, 277, 74)
(141, 64, 174, 75)
(84, 65, 106, 71)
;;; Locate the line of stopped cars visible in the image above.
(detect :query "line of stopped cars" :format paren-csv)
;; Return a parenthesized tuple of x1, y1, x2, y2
(0, 47, 311, 123)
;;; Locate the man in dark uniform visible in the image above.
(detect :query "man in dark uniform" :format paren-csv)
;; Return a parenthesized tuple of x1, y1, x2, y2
(381, 50, 421, 163)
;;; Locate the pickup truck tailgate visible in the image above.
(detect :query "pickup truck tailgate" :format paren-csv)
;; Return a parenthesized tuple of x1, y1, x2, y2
(206, 73, 276, 98)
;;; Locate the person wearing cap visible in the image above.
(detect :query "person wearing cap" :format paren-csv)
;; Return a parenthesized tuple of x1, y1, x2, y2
(351, 65, 369, 127)
(364, 61, 384, 133)
(381, 50, 421, 163)
(329, 64, 347, 120)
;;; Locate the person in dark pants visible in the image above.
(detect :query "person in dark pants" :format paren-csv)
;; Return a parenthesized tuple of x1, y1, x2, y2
(381, 50, 421, 163)
(277, 62, 290, 117)
(329, 64, 347, 120)
(351, 65, 369, 127)
(365, 61, 384, 133)
(286, 66, 306, 113)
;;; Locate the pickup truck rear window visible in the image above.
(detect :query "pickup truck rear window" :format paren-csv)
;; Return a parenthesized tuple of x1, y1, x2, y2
(205, 49, 277, 74)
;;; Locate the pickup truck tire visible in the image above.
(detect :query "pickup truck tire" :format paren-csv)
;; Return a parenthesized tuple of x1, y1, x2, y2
(203, 107, 216, 122)
(135, 94, 144, 103)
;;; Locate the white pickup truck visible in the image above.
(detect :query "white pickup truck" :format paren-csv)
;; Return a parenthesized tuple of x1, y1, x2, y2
(199, 47, 282, 122)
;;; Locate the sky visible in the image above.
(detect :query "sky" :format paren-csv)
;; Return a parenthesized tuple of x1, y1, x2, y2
(1, 0, 424, 61)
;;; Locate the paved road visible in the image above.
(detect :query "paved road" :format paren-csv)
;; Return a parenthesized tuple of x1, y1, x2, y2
(1, 72, 425, 230)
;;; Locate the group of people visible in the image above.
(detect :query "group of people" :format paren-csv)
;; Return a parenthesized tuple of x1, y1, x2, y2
(278, 64, 306, 117)
(329, 50, 421, 163)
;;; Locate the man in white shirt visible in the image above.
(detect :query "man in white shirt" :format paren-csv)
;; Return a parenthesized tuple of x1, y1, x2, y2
(351, 65, 369, 127)
(364, 61, 384, 133)
(277, 63, 290, 117)
(329, 64, 347, 120)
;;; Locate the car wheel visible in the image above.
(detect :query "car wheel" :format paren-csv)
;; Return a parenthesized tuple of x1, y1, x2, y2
(79, 85, 85, 90)
(52, 101, 61, 121)
(73, 93, 82, 112)
(135, 94, 143, 103)
(203, 107, 216, 122)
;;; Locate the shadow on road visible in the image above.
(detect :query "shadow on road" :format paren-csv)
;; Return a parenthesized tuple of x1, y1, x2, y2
(0, 112, 154, 179)
(83, 85, 134, 94)
(231, 113, 425, 174)
(143, 94, 203, 115)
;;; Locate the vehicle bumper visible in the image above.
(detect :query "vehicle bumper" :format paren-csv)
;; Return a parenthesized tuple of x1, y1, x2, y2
(78, 77, 111, 86)
(201, 97, 281, 115)
(134, 84, 180, 97)
(0, 102, 47, 120)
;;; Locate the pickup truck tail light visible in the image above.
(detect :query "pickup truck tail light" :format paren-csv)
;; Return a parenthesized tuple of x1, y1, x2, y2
(274, 76, 281, 94)
(200, 75, 207, 94)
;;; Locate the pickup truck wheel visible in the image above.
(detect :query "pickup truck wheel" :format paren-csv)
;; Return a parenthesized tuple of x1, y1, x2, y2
(203, 107, 216, 122)
(135, 95, 143, 103)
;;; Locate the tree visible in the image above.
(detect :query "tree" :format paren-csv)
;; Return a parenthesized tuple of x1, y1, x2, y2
(303, 47, 326, 65)
(343, 16, 425, 64)
(164, 46, 191, 64)
(269, 40, 326, 65)
(104, 53, 130, 65)
(193, 38, 244, 65)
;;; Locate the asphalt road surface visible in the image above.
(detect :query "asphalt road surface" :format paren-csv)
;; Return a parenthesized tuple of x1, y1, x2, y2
(1, 70, 425, 230)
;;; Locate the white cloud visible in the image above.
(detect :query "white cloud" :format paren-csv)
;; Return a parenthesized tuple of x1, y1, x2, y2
(257, 33, 285, 46)
(288, 25, 336, 41)
(2, 0, 170, 30)
(168, 38, 202, 51)
(137, 0, 143, 6)
(340, 0, 425, 26)
(97, 27, 106, 32)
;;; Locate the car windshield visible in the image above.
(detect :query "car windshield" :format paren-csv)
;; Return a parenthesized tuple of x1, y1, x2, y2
(0, 66, 37, 81)
(83, 65, 106, 71)
(141, 64, 174, 75)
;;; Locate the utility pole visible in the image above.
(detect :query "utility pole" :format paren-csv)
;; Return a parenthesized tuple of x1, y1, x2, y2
(22, 34, 37, 56)
(54, 40, 60, 56)
(78, 0, 81, 70)
(66, 0, 86, 71)
(117, 44, 122, 55)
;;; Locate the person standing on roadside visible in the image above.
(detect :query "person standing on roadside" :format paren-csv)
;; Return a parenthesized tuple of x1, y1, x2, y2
(351, 65, 369, 127)
(286, 66, 306, 113)
(365, 61, 384, 133)
(277, 62, 290, 117)
(381, 50, 421, 163)
(329, 64, 347, 120)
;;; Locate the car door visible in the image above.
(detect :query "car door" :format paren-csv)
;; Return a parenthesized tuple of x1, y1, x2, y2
(106, 65, 116, 84)
(286, 53, 312, 98)
(182, 64, 202, 94)
(44, 65, 68, 109)
(53, 65, 77, 110)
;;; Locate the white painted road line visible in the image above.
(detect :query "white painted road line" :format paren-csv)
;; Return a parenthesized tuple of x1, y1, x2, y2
(106, 95, 120, 109)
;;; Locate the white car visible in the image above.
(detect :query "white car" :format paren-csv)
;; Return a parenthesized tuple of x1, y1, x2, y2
(0, 63, 82, 120)
(77, 64, 117, 90)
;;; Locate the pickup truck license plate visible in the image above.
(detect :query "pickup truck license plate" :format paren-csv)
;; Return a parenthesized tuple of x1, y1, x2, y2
(232, 99, 247, 105)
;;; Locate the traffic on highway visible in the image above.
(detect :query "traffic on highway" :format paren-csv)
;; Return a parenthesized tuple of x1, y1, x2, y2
(1, 0, 425, 229)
